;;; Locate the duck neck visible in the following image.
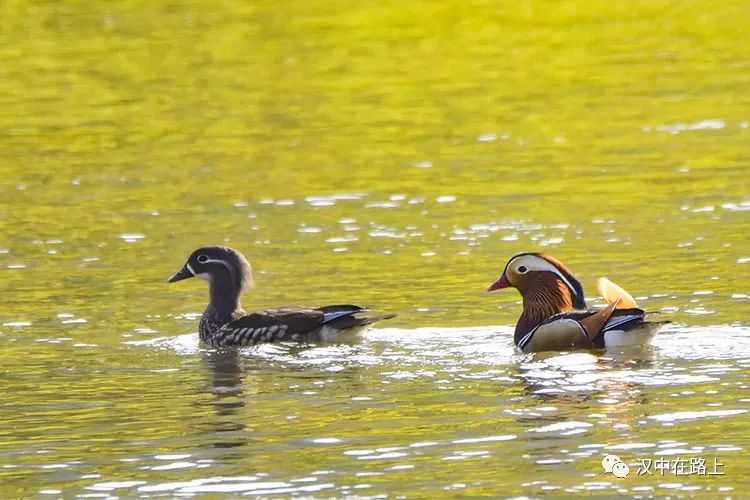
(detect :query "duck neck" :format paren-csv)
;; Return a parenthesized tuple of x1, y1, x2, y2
(207, 272, 243, 321)
(515, 280, 576, 343)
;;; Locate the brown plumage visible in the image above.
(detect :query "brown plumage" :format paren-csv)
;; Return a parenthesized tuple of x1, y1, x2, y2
(487, 252, 666, 352)
(579, 299, 620, 340)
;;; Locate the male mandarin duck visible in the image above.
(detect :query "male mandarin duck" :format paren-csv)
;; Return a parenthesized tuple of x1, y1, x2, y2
(168, 246, 394, 347)
(487, 252, 666, 352)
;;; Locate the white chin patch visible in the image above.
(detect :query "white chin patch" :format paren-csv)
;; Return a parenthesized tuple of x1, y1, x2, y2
(196, 273, 211, 282)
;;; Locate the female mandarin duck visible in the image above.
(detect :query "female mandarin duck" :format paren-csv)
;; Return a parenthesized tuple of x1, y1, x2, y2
(168, 246, 394, 347)
(487, 252, 666, 352)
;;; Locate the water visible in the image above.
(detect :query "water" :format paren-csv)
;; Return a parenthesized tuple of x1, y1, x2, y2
(1, 1, 750, 497)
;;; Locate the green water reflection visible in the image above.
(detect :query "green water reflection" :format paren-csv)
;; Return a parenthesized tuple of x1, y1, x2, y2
(1, 0, 749, 497)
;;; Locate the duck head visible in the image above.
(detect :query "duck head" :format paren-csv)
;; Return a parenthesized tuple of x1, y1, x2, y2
(488, 252, 587, 319)
(169, 246, 253, 313)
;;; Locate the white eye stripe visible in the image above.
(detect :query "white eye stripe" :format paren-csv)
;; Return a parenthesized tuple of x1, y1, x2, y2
(549, 269, 577, 296)
(203, 258, 229, 267)
(199, 258, 233, 274)
(510, 256, 579, 298)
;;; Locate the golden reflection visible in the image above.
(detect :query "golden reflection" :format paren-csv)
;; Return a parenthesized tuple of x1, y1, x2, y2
(199, 350, 248, 452)
(1, 0, 749, 496)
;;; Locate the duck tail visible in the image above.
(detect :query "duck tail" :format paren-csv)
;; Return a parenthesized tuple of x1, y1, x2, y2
(319, 305, 396, 329)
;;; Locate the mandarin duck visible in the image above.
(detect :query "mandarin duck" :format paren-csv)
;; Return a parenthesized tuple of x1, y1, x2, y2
(168, 246, 394, 347)
(487, 252, 666, 352)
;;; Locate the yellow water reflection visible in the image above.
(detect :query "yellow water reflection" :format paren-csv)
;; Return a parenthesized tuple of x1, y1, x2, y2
(1, 0, 749, 496)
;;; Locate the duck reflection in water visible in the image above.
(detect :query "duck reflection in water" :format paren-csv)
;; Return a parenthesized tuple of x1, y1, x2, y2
(510, 350, 655, 430)
(200, 349, 249, 453)
(197, 343, 369, 457)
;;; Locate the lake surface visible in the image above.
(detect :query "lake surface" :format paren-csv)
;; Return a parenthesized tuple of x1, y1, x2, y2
(1, 0, 749, 497)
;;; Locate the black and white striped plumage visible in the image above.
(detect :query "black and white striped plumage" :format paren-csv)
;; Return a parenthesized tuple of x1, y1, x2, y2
(169, 246, 394, 347)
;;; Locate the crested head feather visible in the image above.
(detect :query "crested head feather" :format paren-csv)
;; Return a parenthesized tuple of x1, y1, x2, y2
(503, 252, 586, 309)
(536, 254, 585, 309)
(215, 246, 253, 293)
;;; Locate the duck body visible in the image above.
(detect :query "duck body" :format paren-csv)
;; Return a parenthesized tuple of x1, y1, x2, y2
(517, 308, 660, 353)
(199, 304, 389, 347)
(488, 252, 666, 353)
(169, 246, 394, 347)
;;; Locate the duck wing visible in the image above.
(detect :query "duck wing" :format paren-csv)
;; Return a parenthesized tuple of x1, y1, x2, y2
(212, 308, 319, 346)
(597, 277, 639, 309)
(316, 304, 396, 329)
(213, 305, 394, 347)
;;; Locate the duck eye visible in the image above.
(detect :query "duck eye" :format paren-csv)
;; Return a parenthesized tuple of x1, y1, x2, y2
(197, 254, 209, 264)
(517, 265, 528, 274)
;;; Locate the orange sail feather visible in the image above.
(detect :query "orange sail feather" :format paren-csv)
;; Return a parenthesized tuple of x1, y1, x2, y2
(597, 277, 638, 309)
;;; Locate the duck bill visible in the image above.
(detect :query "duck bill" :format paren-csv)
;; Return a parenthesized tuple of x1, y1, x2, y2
(168, 265, 194, 283)
(487, 274, 510, 292)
